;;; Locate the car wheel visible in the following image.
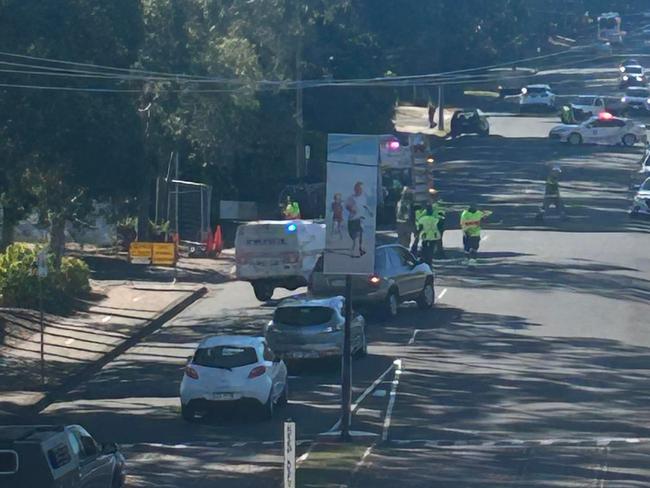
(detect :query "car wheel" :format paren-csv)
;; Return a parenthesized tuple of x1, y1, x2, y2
(252, 281, 274, 302)
(416, 280, 435, 310)
(262, 392, 274, 420)
(568, 133, 582, 145)
(181, 403, 198, 423)
(278, 383, 288, 407)
(384, 290, 399, 318)
(623, 134, 637, 147)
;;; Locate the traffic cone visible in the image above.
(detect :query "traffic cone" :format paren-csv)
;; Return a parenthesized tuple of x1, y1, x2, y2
(206, 231, 214, 256)
(214, 225, 223, 256)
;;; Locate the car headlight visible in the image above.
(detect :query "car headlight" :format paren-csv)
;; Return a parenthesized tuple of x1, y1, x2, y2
(634, 195, 643, 203)
(620, 66, 626, 73)
(622, 97, 628, 103)
(623, 75, 629, 81)
(637, 76, 644, 81)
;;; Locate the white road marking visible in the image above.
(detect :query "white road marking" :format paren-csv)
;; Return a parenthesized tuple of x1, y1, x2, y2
(101, 316, 112, 323)
(382, 359, 403, 442)
(132, 296, 142, 302)
(385, 437, 646, 448)
(372, 389, 387, 398)
(64, 338, 75, 346)
(325, 361, 397, 433)
(408, 329, 420, 345)
(481, 235, 489, 242)
(437, 288, 448, 300)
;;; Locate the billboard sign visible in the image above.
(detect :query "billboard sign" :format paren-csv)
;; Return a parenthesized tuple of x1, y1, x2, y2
(324, 134, 379, 275)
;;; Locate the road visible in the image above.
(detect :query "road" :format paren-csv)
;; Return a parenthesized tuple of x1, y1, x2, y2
(8, 44, 650, 488)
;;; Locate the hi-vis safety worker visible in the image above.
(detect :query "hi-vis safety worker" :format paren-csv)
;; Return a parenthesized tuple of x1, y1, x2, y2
(283, 196, 301, 220)
(416, 204, 441, 267)
(460, 204, 492, 264)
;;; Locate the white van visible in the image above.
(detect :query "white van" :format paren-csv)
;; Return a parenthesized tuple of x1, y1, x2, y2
(235, 220, 325, 301)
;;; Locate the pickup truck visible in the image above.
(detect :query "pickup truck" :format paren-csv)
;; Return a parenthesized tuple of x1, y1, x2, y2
(570, 96, 607, 117)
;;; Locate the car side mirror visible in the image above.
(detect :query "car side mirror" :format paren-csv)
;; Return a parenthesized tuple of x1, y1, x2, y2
(101, 442, 118, 455)
(186, 355, 193, 365)
(632, 184, 641, 190)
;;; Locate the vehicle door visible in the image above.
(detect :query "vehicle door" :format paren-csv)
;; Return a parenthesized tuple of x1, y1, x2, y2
(594, 97, 605, 113)
(387, 247, 419, 297)
(68, 426, 113, 488)
(595, 119, 624, 143)
(262, 341, 285, 402)
(583, 119, 611, 143)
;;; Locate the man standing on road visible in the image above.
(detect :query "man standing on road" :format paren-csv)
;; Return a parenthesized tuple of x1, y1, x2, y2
(417, 203, 441, 267)
(395, 187, 415, 248)
(430, 190, 447, 259)
(460, 203, 492, 265)
(540, 166, 565, 218)
(283, 196, 301, 220)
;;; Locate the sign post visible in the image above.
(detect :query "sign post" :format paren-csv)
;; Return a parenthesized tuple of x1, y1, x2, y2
(284, 421, 295, 488)
(37, 249, 48, 385)
(324, 134, 379, 442)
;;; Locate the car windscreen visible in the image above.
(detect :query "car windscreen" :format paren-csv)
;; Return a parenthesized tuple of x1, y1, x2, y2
(627, 89, 650, 97)
(642, 179, 650, 191)
(575, 97, 595, 105)
(193, 346, 258, 368)
(526, 87, 547, 95)
(626, 66, 643, 74)
(274, 306, 334, 326)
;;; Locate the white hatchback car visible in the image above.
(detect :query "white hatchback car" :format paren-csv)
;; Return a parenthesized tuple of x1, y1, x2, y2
(549, 113, 647, 146)
(520, 84, 556, 110)
(631, 177, 650, 216)
(180, 335, 288, 421)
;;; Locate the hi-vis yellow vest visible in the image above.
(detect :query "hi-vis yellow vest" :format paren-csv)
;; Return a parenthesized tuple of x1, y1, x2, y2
(418, 215, 441, 241)
(460, 210, 491, 237)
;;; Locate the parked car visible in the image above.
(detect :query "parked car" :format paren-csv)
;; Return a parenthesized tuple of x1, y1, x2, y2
(630, 177, 650, 216)
(569, 95, 607, 118)
(619, 64, 646, 89)
(309, 244, 434, 318)
(0, 424, 125, 488)
(265, 296, 366, 360)
(180, 335, 288, 421)
(549, 113, 647, 147)
(520, 84, 556, 111)
(450, 109, 490, 138)
(621, 87, 650, 113)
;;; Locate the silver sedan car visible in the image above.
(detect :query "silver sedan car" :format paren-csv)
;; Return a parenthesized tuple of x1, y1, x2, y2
(265, 296, 367, 360)
(309, 244, 435, 318)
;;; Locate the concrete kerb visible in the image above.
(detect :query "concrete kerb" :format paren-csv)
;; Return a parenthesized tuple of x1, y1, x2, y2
(15, 286, 208, 416)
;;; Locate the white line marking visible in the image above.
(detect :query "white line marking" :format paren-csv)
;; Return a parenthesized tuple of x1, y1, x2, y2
(372, 389, 387, 398)
(64, 338, 75, 346)
(408, 329, 420, 345)
(101, 316, 112, 323)
(326, 361, 397, 434)
(481, 235, 489, 242)
(132, 296, 142, 302)
(437, 288, 448, 300)
(382, 359, 403, 442)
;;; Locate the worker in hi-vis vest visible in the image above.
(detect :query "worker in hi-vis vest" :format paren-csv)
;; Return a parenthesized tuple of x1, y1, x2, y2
(416, 203, 441, 267)
(460, 203, 492, 264)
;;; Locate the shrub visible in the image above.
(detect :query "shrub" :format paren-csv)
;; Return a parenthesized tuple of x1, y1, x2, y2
(0, 244, 90, 313)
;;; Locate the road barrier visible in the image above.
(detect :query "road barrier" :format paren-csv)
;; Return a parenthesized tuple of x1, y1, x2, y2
(128, 242, 177, 266)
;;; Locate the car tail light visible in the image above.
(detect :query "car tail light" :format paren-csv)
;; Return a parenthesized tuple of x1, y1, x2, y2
(368, 275, 381, 286)
(185, 366, 199, 379)
(248, 365, 266, 379)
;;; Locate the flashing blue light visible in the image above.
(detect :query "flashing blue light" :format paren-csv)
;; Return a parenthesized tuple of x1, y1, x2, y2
(286, 223, 298, 233)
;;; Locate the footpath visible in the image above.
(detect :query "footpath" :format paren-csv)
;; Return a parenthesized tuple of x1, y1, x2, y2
(0, 279, 206, 416)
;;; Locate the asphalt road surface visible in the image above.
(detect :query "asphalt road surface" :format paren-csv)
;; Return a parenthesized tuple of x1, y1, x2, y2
(7, 46, 650, 487)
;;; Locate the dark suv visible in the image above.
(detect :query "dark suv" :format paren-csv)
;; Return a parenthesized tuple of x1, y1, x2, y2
(0, 424, 126, 488)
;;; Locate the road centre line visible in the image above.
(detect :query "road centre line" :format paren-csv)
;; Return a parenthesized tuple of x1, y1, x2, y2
(381, 359, 403, 442)
(325, 361, 397, 434)
(387, 437, 647, 449)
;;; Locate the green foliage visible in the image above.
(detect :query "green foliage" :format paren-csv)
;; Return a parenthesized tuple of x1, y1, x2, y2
(0, 244, 90, 313)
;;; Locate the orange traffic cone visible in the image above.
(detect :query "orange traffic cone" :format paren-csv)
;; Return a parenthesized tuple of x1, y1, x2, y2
(214, 225, 223, 256)
(206, 231, 214, 256)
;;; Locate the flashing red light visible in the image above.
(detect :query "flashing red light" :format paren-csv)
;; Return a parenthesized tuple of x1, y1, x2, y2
(598, 112, 614, 120)
(368, 275, 381, 286)
(386, 139, 401, 151)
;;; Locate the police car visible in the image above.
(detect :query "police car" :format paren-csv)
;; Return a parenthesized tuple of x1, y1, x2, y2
(630, 177, 650, 216)
(548, 112, 647, 146)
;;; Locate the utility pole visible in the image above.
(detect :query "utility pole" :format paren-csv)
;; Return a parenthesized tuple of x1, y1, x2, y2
(437, 85, 444, 131)
(295, 35, 304, 181)
(340, 275, 352, 442)
(174, 151, 180, 239)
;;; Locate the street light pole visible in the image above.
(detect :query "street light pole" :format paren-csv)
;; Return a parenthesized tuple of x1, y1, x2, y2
(340, 275, 352, 441)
